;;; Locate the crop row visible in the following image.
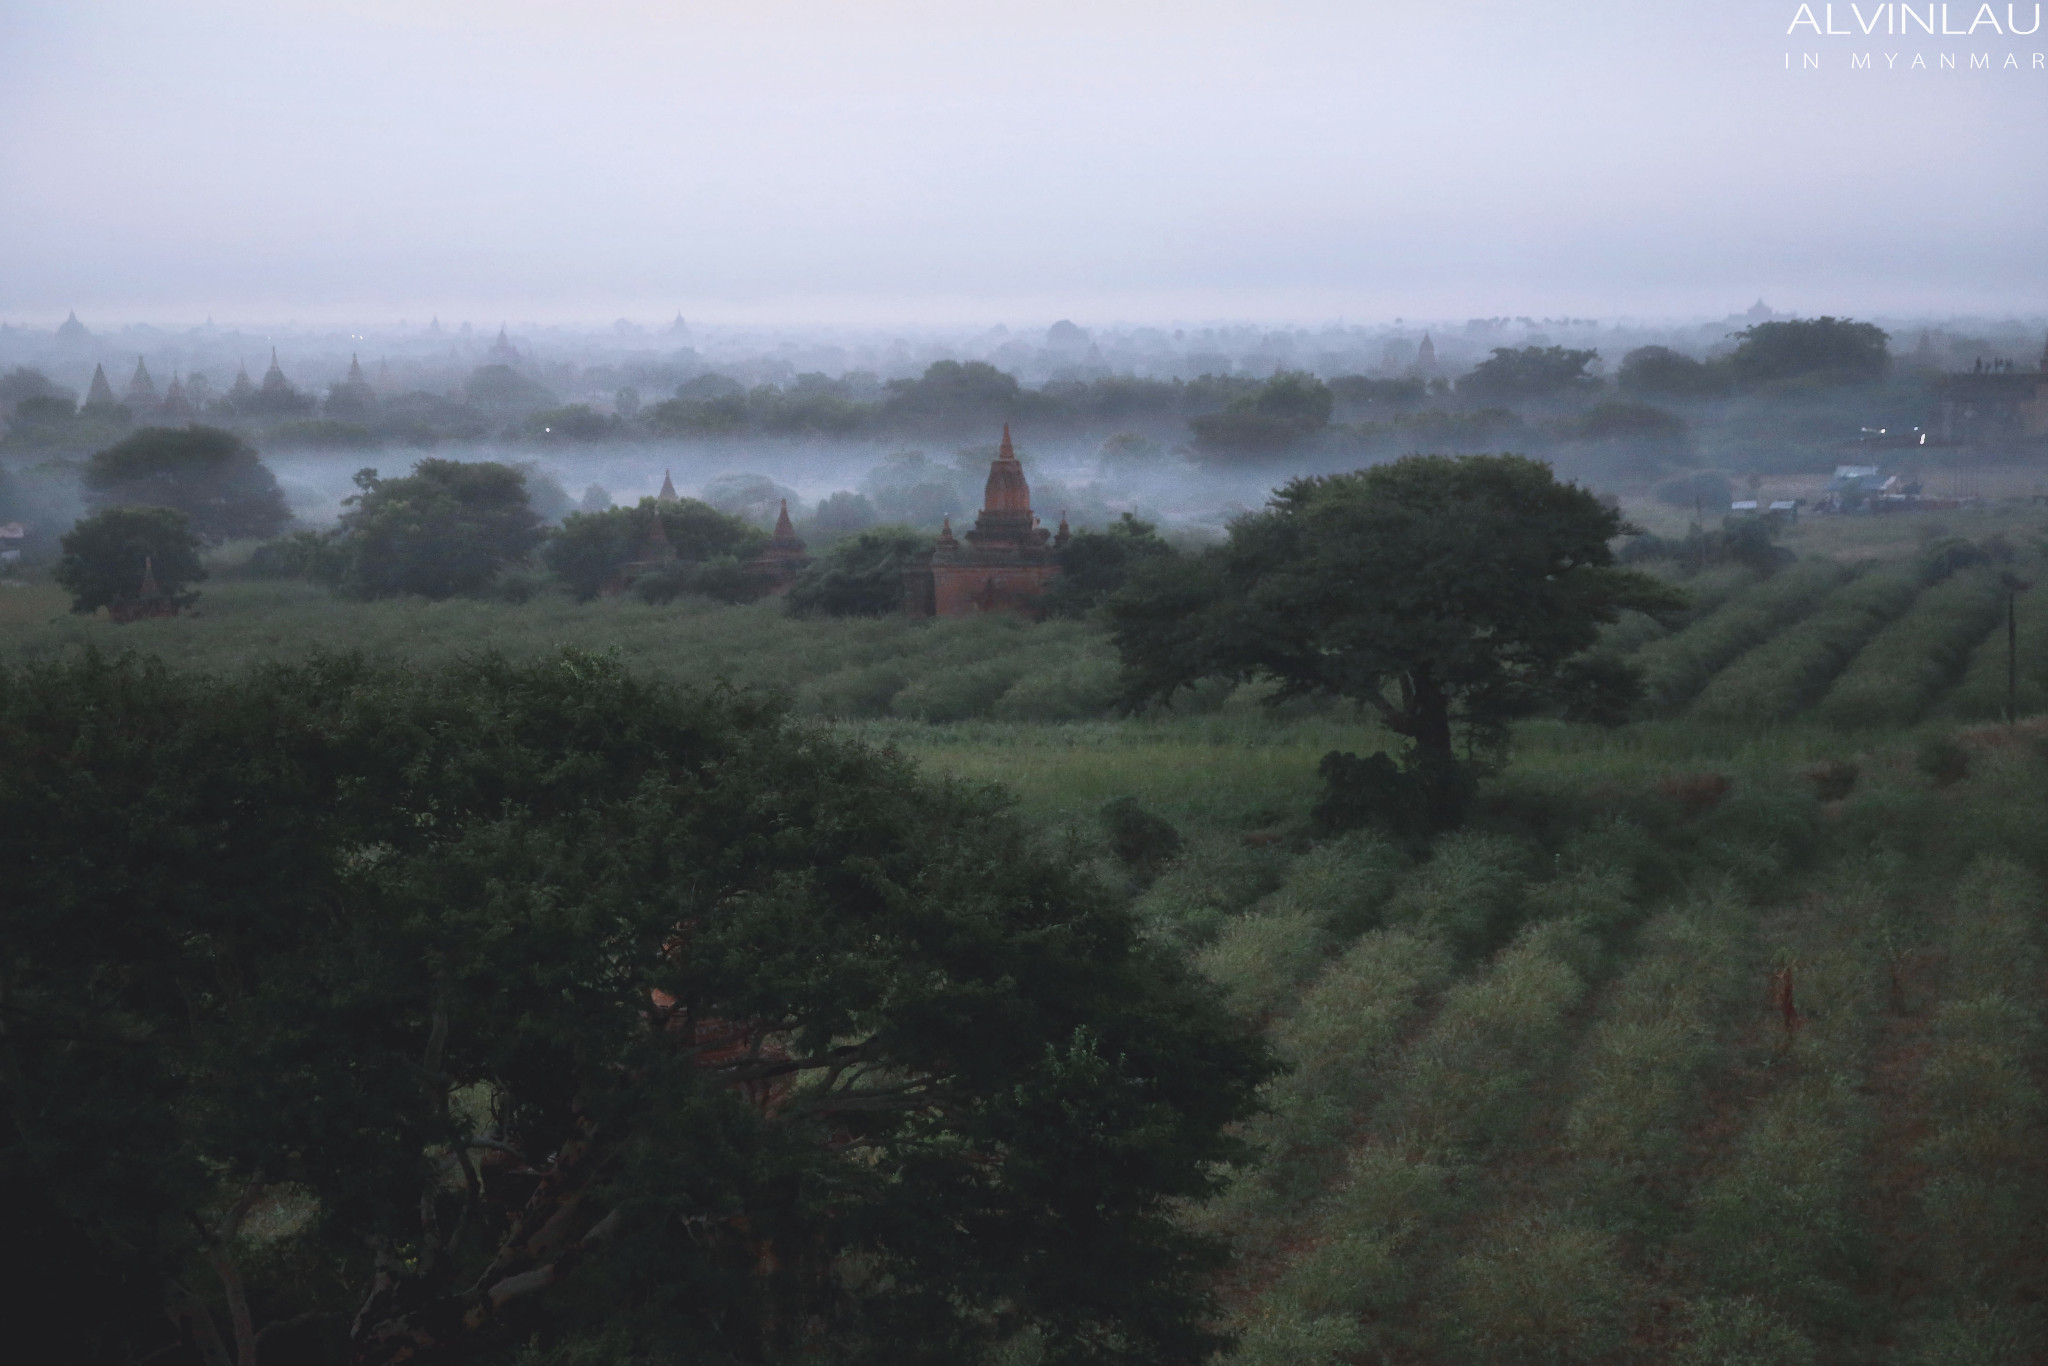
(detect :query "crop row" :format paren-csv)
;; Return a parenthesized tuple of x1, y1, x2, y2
(1686, 562, 1922, 725)
(1944, 553, 2048, 722)
(1806, 567, 2006, 728)
(1895, 858, 2047, 1358)
(1633, 559, 1851, 717)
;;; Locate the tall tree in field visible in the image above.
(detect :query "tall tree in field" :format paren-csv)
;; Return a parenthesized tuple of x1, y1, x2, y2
(332, 458, 545, 598)
(1106, 454, 1683, 827)
(53, 505, 206, 615)
(83, 425, 291, 542)
(0, 651, 1269, 1366)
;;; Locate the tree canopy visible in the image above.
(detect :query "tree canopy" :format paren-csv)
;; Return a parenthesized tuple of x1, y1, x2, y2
(1728, 317, 1889, 386)
(1617, 345, 1730, 398)
(1041, 513, 1178, 618)
(1457, 346, 1600, 401)
(786, 525, 930, 616)
(0, 650, 1267, 1366)
(82, 425, 291, 542)
(1187, 371, 1333, 458)
(544, 497, 766, 601)
(330, 459, 545, 599)
(1105, 455, 1684, 825)
(53, 505, 206, 614)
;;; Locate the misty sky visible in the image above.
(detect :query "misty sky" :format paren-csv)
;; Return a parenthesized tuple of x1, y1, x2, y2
(4, 0, 2044, 325)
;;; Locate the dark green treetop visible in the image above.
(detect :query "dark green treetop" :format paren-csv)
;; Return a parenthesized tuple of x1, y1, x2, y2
(82, 424, 291, 542)
(1727, 316, 1890, 385)
(53, 505, 206, 614)
(332, 459, 545, 599)
(1457, 346, 1601, 401)
(0, 649, 1269, 1366)
(1106, 455, 1685, 817)
(1041, 512, 1178, 618)
(785, 525, 931, 617)
(544, 497, 765, 600)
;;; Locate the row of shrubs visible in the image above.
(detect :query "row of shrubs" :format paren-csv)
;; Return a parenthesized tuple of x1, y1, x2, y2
(1809, 567, 2006, 727)
(1631, 558, 1851, 715)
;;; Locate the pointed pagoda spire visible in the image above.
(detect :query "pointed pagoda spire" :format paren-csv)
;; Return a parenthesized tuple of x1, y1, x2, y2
(260, 348, 292, 396)
(1054, 510, 1070, 548)
(126, 356, 157, 406)
(85, 363, 117, 407)
(772, 499, 796, 541)
(346, 353, 365, 384)
(139, 555, 160, 600)
(657, 470, 679, 504)
(936, 515, 958, 550)
(981, 423, 1032, 518)
(162, 371, 190, 417)
(56, 310, 91, 343)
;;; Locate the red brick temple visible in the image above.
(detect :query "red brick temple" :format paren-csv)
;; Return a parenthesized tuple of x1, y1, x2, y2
(903, 425, 1066, 618)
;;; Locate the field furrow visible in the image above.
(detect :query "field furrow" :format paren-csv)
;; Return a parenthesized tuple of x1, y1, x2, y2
(1811, 567, 2006, 728)
(1633, 559, 1851, 717)
(1687, 562, 1923, 725)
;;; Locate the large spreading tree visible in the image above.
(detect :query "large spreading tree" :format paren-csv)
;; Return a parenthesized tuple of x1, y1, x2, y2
(330, 459, 545, 598)
(83, 425, 291, 542)
(1106, 454, 1684, 826)
(0, 650, 1268, 1366)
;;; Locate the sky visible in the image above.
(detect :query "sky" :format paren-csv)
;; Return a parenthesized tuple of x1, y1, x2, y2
(3, 0, 2044, 326)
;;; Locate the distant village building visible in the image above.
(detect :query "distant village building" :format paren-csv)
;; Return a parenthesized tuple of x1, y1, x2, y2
(903, 425, 1066, 618)
(1937, 336, 2048, 444)
(743, 500, 811, 597)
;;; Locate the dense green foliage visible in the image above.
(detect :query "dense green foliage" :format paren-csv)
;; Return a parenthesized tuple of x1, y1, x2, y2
(1456, 346, 1600, 400)
(1187, 372, 1334, 457)
(1108, 455, 1684, 821)
(1618, 345, 1732, 398)
(54, 505, 206, 614)
(0, 650, 1269, 1366)
(785, 526, 930, 617)
(543, 497, 765, 600)
(1729, 317, 1890, 386)
(1040, 513, 1177, 618)
(82, 425, 291, 542)
(330, 459, 546, 599)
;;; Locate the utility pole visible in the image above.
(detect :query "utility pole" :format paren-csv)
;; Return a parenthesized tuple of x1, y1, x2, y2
(2003, 572, 2032, 727)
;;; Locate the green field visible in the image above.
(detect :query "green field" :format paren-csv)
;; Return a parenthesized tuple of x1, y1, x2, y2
(6, 500, 2048, 1362)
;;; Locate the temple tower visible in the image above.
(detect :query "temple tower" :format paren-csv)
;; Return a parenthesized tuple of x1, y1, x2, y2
(744, 499, 812, 596)
(905, 425, 1064, 618)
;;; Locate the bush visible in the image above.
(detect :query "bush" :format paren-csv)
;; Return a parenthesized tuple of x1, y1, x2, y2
(1099, 796, 1182, 874)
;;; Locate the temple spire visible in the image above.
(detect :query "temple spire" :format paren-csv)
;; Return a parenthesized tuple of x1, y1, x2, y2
(658, 470, 679, 504)
(773, 499, 796, 540)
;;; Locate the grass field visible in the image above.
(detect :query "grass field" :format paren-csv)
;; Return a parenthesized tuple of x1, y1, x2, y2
(7, 498, 2048, 1362)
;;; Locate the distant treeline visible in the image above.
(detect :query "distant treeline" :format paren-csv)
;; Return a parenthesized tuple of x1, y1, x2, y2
(0, 318, 1916, 468)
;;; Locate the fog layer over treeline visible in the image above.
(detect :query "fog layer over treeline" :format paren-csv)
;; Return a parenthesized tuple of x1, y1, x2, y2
(4, 306, 2046, 564)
